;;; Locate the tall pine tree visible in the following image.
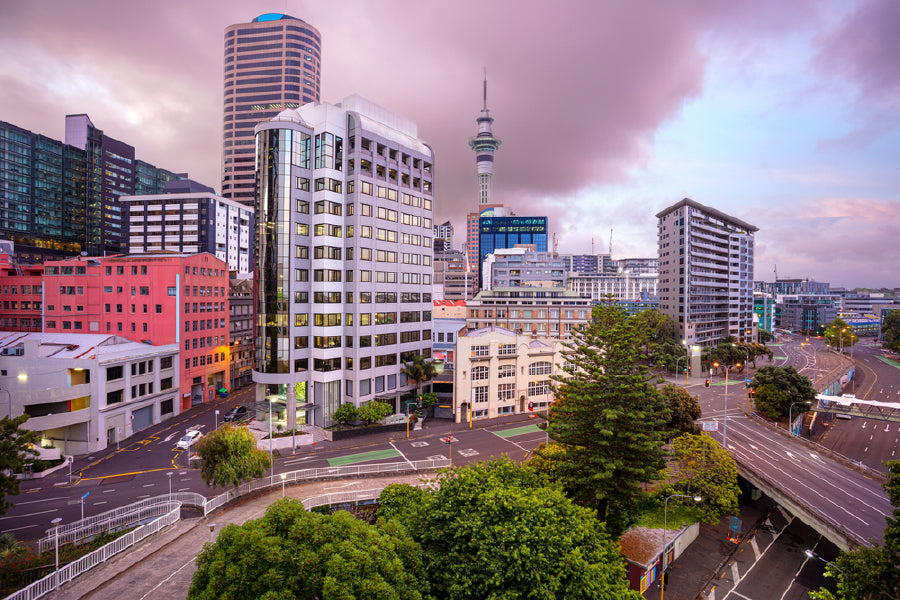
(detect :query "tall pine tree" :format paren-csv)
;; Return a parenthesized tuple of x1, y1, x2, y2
(546, 302, 668, 535)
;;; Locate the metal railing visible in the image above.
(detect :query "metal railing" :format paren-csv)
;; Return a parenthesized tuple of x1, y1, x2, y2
(6, 504, 182, 600)
(14, 459, 451, 600)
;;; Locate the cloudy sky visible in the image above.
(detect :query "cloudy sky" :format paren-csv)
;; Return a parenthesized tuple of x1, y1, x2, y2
(1, 0, 897, 288)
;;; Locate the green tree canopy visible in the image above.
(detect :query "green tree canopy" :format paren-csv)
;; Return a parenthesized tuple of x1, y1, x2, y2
(824, 317, 858, 352)
(400, 354, 438, 399)
(882, 310, 900, 353)
(0, 416, 38, 515)
(632, 308, 675, 350)
(194, 424, 271, 488)
(660, 385, 702, 437)
(810, 461, 900, 600)
(358, 400, 393, 424)
(750, 366, 816, 418)
(332, 401, 358, 426)
(392, 459, 641, 600)
(668, 433, 739, 522)
(758, 329, 775, 343)
(189, 499, 427, 600)
(546, 303, 668, 535)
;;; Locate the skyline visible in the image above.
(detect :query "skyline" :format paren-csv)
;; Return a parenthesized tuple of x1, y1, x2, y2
(1, 1, 897, 288)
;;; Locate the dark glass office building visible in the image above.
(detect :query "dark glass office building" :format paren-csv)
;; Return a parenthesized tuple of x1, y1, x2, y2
(478, 215, 548, 288)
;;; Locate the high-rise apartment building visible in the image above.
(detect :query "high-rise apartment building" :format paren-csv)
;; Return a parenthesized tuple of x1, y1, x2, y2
(222, 13, 322, 204)
(253, 95, 434, 430)
(657, 198, 757, 347)
(121, 179, 254, 274)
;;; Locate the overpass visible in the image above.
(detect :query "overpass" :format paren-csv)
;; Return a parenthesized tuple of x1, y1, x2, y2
(723, 414, 891, 551)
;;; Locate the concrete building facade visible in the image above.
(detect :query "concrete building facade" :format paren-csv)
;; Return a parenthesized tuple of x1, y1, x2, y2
(122, 179, 254, 274)
(453, 326, 562, 422)
(657, 198, 757, 347)
(253, 95, 434, 429)
(485, 248, 566, 290)
(465, 287, 591, 338)
(0, 333, 179, 455)
(566, 271, 658, 302)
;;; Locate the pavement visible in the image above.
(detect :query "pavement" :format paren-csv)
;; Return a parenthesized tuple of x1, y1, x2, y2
(43, 472, 435, 600)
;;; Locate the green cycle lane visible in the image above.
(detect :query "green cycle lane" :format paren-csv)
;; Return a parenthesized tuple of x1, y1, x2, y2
(327, 448, 401, 467)
(493, 423, 543, 438)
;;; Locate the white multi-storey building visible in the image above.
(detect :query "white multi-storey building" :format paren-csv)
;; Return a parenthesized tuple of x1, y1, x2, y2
(657, 198, 757, 347)
(566, 271, 658, 302)
(453, 326, 562, 422)
(0, 333, 179, 455)
(122, 180, 254, 274)
(253, 95, 435, 429)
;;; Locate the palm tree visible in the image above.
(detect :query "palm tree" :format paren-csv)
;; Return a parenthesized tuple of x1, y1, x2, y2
(400, 354, 437, 404)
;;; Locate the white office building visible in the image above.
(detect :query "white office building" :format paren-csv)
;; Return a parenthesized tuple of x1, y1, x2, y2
(657, 198, 757, 347)
(121, 180, 254, 275)
(253, 95, 435, 429)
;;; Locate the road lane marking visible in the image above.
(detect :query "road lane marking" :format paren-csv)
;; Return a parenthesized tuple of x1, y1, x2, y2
(730, 562, 741, 584)
(750, 537, 761, 560)
(389, 441, 415, 469)
(3, 524, 37, 533)
(327, 448, 401, 467)
(0, 509, 56, 521)
(12, 497, 68, 505)
(139, 555, 197, 600)
(93, 501, 107, 506)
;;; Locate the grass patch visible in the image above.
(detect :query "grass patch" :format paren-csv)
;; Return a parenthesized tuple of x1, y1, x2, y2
(634, 501, 702, 530)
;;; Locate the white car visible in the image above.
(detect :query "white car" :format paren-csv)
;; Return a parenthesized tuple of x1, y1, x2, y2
(176, 430, 202, 450)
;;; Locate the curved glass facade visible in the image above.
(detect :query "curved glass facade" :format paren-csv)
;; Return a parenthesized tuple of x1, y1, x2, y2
(255, 128, 292, 373)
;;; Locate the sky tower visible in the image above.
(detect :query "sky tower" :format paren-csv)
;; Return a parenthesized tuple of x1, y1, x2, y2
(465, 74, 502, 272)
(468, 74, 502, 207)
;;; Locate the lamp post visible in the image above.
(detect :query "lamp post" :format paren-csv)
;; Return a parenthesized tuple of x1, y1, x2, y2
(675, 356, 686, 383)
(805, 549, 842, 572)
(682, 340, 689, 385)
(80, 492, 89, 521)
(167, 471, 173, 496)
(280, 472, 287, 498)
(268, 393, 274, 479)
(713, 362, 739, 450)
(51, 517, 62, 589)
(214, 409, 219, 430)
(788, 401, 812, 436)
(660, 494, 701, 600)
(208, 523, 216, 544)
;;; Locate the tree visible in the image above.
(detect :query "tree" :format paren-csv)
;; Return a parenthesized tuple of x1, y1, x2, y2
(0, 416, 38, 515)
(758, 329, 774, 344)
(194, 424, 271, 488)
(750, 366, 816, 418)
(358, 400, 392, 424)
(824, 317, 858, 352)
(668, 433, 739, 522)
(647, 339, 686, 373)
(883, 310, 900, 353)
(189, 499, 427, 600)
(400, 354, 438, 400)
(377, 482, 431, 530)
(392, 459, 642, 600)
(332, 401, 358, 426)
(546, 303, 668, 535)
(632, 308, 675, 354)
(660, 384, 702, 437)
(809, 461, 900, 600)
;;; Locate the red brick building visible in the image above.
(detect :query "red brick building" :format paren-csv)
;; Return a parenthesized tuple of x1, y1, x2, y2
(0, 256, 43, 332)
(0, 253, 230, 412)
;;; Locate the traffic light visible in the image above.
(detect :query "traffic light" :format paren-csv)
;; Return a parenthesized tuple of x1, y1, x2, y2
(528, 401, 534, 412)
(687, 365, 691, 373)
(705, 379, 710, 388)
(745, 381, 750, 389)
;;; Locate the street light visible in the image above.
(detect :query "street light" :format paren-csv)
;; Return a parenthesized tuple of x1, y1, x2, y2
(660, 494, 702, 600)
(713, 362, 739, 450)
(208, 523, 217, 544)
(51, 517, 62, 590)
(805, 549, 842, 572)
(788, 401, 813, 436)
(280, 472, 287, 498)
(214, 409, 220, 430)
(167, 471, 173, 496)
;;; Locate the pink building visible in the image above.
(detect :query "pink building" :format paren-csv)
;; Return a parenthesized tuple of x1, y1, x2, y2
(0, 257, 43, 332)
(37, 253, 230, 412)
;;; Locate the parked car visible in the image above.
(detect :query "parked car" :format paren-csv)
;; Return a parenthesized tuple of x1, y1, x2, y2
(176, 430, 202, 450)
(223, 405, 249, 422)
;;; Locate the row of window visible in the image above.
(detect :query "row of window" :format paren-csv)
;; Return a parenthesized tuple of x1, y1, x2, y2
(472, 380, 551, 402)
(471, 361, 553, 381)
(106, 356, 174, 382)
(293, 330, 430, 349)
(184, 336, 226, 351)
(294, 223, 433, 247)
(1, 285, 42, 295)
(293, 268, 433, 285)
(184, 352, 227, 370)
(293, 312, 431, 327)
(292, 291, 431, 304)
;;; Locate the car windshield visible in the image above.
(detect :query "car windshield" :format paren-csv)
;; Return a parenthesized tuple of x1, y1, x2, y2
(180, 434, 194, 442)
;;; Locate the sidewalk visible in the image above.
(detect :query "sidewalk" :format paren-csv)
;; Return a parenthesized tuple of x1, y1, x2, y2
(43, 473, 434, 600)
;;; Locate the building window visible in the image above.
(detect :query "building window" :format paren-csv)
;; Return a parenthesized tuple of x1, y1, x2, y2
(498, 383, 515, 401)
(106, 366, 123, 381)
(473, 386, 489, 403)
(106, 389, 124, 405)
(528, 380, 550, 397)
(529, 362, 552, 376)
(471, 345, 489, 357)
(471, 366, 489, 381)
(498, 364, 515, 378)
(498, 344, 516, 356)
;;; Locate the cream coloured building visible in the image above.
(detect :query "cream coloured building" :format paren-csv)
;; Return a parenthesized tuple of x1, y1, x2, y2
(453, 326, 563, 423)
